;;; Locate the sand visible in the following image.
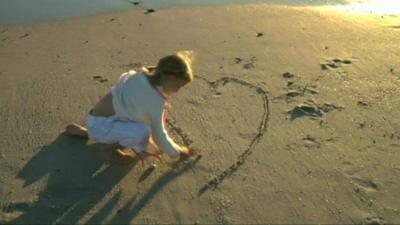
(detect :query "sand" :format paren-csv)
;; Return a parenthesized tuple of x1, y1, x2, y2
(0, 3, 400, 224)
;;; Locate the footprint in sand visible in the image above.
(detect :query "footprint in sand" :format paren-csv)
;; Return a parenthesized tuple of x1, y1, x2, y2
(289, 103, 324, 119)
(288, 101, 344, 120)
(280, 72, 319, 101)
(144, 9, 155, 14)
(364, 217, 385, 225)
(92, 75, 108, 83)
(351, 176, 379, 192)
(234, 56, 257, 70)
(19, 32, 30, 39)
(321, 58, 352, 70)
(282, 72, 295, 79)
(390, 68, 400, 79)
(129, 2, 155, 14)
(357, 100, 371, 107)
(303, 135, 321, 149)
(278, 72, 319, 102)
(284, 85, 318, 101)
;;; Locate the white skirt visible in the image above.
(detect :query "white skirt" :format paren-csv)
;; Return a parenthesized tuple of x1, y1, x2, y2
(87, 114, 151, 152)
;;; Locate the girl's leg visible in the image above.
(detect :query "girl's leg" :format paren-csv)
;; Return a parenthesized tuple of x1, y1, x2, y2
(65, 123, 89, 137)
(108, 145, 160, 166)
(147, 136, 162, 156)
(97, 143, 137, 163)
(98, 140, 162, 166)
(114, 148, 136, 163)
(65, 124, 137, 162)
(125, 138, 163, 167)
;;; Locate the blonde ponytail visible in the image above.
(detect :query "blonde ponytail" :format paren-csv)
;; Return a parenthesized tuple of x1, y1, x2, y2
(147, 51, 195, 86)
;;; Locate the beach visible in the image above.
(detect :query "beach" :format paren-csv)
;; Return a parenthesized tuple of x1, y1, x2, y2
(0, 3, 399, 224)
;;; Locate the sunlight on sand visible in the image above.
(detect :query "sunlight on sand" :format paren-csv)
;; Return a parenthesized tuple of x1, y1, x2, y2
(336, 0, 400, 15)
(313, 0, 400, 27)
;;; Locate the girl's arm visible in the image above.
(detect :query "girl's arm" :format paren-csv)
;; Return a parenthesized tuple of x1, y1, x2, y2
(150, 108, 182, 158)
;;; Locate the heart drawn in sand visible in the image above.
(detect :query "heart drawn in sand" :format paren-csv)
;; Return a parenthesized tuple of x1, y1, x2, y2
(167, 75, 270, 195)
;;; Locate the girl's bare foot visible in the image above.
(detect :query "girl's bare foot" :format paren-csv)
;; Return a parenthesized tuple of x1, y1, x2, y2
(116, 149, 163, 169)
(65, 123, 89, 138)
(114, 149, 136, 164)
(99, 144, 162, 166)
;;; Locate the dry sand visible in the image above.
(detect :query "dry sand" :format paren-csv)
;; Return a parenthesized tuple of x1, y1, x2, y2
(0, 3, 400, 224)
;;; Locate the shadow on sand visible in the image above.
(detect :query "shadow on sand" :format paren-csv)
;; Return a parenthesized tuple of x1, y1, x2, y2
(9, 132, 200, 224)
(106, 156, 201, 224)
(9, 132, 136, 224)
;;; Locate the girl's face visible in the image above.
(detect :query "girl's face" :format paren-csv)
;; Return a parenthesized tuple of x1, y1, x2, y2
(162, 76, 189, 96)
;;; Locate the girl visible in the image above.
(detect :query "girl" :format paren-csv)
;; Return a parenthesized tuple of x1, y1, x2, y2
(66, 51, 195, 166)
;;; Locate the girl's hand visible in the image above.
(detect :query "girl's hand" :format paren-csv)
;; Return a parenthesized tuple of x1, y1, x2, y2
(169, 146, 202, 168)
(179, 146, 198, 159)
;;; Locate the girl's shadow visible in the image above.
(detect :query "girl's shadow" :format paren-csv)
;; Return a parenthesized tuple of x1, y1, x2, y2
(9, 132, 136, 225)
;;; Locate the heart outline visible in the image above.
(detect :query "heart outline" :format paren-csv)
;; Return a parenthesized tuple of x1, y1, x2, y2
(167, 75, 270, 196)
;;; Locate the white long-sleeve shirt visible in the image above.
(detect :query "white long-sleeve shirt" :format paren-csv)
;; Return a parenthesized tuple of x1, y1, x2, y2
(111, 70, 181, 158)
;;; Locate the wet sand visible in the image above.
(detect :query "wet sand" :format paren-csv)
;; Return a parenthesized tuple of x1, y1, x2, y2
(0, 3, 399, 224)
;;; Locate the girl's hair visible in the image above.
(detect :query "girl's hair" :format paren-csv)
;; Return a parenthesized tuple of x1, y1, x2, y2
(144, 51, 194, 86)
